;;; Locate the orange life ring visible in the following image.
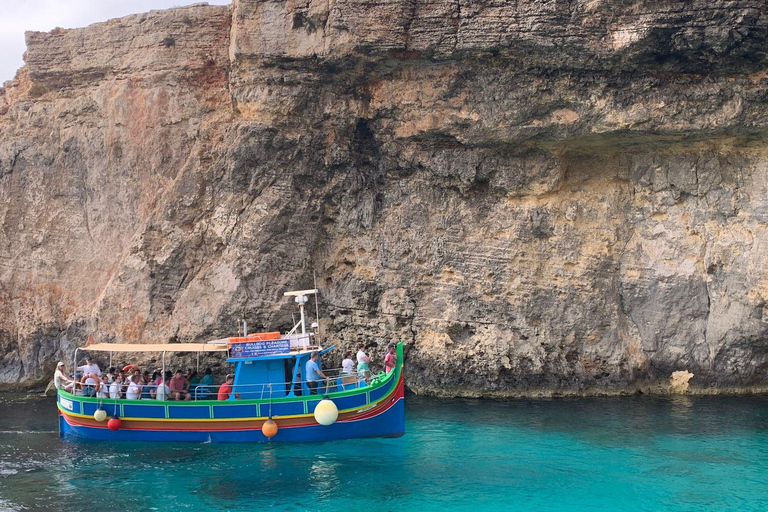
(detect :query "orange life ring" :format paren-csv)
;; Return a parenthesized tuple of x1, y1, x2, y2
(122, 364, 139, 372)
(80, 374, 101, 393)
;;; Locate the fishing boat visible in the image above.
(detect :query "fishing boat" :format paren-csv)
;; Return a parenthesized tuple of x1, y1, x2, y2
(56, 289, 405, 442)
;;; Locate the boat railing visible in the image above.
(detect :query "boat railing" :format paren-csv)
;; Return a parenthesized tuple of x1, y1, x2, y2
(207, 370, 371, 401)
(70, 367, 380, 402)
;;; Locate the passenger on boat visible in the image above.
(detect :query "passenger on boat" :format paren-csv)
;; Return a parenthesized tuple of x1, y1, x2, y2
(53, 362, 74, 392)
(384, 343, 397, 374)
(356, 344, 371, 381)
(342, 352, 354, 374)
(198, 368, 214, 399)
(140, 371, 153, 399)
(107, 367, 117, 383)
(96, 375, 110, 398)
(117, 370, 128, 398)
(188, 371, 200, 395)
(77, 357, 102, 378)
(82, 374, 99, 397)
(170, 370, 192, 401)
(153, 371, 172, 401)
(217, 374, 234, 401)
(109, 374, 122, 399)
(305, 351, 328, 395)
(126, 375, 143, 400)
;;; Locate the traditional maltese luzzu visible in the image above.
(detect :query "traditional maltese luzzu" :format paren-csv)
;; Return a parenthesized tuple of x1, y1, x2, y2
(57, 290, 405, 442)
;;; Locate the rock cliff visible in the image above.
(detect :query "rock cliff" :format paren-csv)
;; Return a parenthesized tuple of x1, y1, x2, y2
(1, 0, 768, 395)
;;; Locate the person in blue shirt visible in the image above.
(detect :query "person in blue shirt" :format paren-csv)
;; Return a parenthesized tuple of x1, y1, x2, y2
(305, 351, 328, 395)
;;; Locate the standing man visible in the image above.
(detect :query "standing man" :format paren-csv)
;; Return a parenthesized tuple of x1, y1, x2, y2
(384, 343, 398, 374)
(305, 351, 328, 395)
(54, 362, 74, 392)
(77, 356, 102, 378)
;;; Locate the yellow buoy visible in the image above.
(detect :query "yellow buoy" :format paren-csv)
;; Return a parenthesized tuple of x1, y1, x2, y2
(314, 399, 338, 426)
(93, 408, 107, 422)
(262, 418, 278, 438)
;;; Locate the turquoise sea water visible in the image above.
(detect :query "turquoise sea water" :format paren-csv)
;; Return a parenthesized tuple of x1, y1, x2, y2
(0, 393, 767, 511)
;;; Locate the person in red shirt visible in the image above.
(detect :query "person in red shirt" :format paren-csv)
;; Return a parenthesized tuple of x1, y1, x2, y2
(384, 343, 397, 374)
(217, 374, 235, 401)
(169, 370, 191, 401)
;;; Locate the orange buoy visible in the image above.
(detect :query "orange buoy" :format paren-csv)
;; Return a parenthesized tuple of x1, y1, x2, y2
(107, 417, 122, 431)
(262, 418, 278, 438)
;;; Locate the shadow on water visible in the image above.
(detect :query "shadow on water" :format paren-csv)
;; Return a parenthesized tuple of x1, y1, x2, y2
(0, 392, 767, 511)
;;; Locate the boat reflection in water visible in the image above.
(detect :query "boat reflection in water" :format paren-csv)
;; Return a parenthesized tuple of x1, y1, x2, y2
(57, 289, 405, 442)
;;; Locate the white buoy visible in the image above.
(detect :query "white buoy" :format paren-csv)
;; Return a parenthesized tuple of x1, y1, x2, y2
(93, 408, 107, 422)
(314, 399, 338, 426)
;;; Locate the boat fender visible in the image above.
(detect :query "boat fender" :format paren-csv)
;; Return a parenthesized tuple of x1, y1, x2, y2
(262, 418, 278, 438)
(93, 408, 107, 422)
(107, 417, 122, 431)
(314, 399, 338, 426)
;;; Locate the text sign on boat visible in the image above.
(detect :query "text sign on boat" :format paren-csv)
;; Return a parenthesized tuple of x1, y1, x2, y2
(230, 339, 291, 358)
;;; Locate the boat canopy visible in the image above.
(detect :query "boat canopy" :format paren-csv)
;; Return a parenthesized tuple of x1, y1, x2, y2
(84, 343, 228, 353)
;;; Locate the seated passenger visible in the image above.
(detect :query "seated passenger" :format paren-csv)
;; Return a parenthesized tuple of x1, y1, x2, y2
(125, 375, 142, 400)
(199, 368, 214, 399)
(141, 371, 153, 399)
(109, 375, 122, 399)
(189, 371, 200, 397)
(217, 374, 234, 401)
(155, 380, 171, 401)
(116, 370, 127, 397)
(81, 374, 99, 397)
(53, 362, 74, 392)
(96, 375, 110, 398)
(170, 370, 192, 401)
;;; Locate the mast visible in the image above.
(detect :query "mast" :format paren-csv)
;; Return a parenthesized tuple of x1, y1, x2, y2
(284, 289, 318, 337)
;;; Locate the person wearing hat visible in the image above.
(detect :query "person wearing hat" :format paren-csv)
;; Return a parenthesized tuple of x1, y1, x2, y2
(76, 356, 102, 378)
(305, 351, 328, 395)
(54, 362, 74, 392)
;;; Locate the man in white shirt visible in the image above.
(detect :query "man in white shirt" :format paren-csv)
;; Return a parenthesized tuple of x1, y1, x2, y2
(155, 379, 170, 401)
(96, 375, 110, 398)
(109, 376, 122, 399)
(126, 375, 142, 400)
(77, 357, 102, 378)
(53, 362, 74, 392)
(342, 352, 354, 374)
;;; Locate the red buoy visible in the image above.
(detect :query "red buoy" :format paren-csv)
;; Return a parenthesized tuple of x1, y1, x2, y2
(108, 417, 122, 431)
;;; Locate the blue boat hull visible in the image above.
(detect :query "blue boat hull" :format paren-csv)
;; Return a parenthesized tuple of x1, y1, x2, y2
(58, 346, 406, 443)
(59, 395, 404, 443)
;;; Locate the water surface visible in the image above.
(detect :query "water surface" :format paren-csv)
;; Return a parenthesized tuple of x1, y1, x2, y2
(0, 393, 766, 511)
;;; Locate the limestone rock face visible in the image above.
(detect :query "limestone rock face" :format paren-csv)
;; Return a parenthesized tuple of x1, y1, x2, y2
(1, 0, 768, 395)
